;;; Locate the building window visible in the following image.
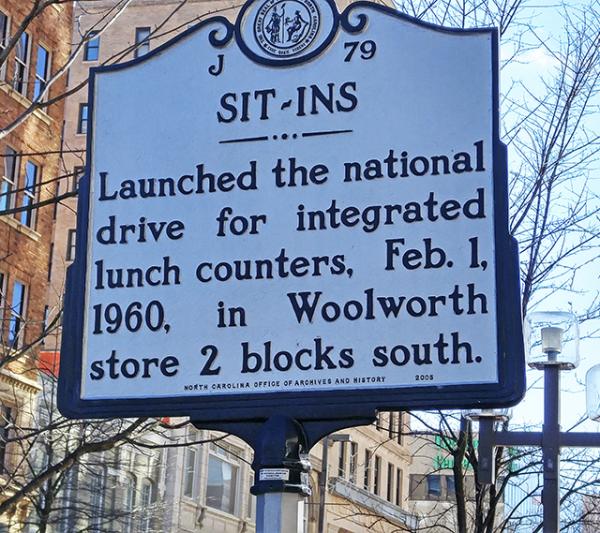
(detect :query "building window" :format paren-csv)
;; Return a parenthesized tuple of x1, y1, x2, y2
(0, 11, 9, 80)
(89, 467, 106, 531)
(363, 449, 371, 490)
(446, 475, 456, 501)
(8, 280, 26, 347)
(77, 103, 88, 134)
(33, 44, 50, 100)
(206, 442, 240, 515)
(183, 430, 200, 498)
(47, 243, 54, 281)
(58, 464, 78, 533)
(337, 441, 346, 478)
(13, 31, 30, 96)
(396, 468, 402, 505)
(1, 147, 18, 211)
(20, 161, 38, 227)
(72, 165, 84, 192)
(138, 479, 156, 532)
(84, 31, 100, 61)
(0, 405, 12, 474)
(247, 473, 256, 520)
(388, 413, 396, 439)
(427, 474, 442, 499)
(348, 442, 358, 484)
(124, 475, 136, 532)
(387, 462, 394, 501)
(66, 229, 76, 262)
(397, 412, 404, 445)
(134, 27, 151, 58)
(0, 272, 4, 344)
(373, 455, 381, 496)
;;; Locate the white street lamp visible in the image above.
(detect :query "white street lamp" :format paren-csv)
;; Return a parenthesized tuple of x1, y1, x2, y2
(585, 365, 600, 421)
(525, 311, 579, 369)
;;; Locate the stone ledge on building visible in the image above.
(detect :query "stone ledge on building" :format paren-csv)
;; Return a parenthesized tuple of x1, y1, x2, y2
(330, 477, 419, 531)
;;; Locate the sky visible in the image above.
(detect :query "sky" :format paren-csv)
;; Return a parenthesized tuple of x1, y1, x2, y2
(496, 1, 600, 430)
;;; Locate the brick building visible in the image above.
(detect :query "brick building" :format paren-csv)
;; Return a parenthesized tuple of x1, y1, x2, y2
(0, 0, 72, 530)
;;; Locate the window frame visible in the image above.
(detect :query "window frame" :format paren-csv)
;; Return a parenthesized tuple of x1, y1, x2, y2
(13, 30, 30, 96)
(77, 103, 89, 134)
(123, 474, 136, 532)
(373, 455, 381, 496)
(0, 10, 9, 81)
(20, 160, 39, 228)
(138, 478, 156, 532)
(134, 27, 151, 58)
(89, 465, 107, 532)
(363, 449, 371, 491)
(33, 43, 50, 101)
(337, 440, 346, 478)
(348, 441, 358, 484)
(8, 280, 26, 347)
(66, 229, 76, 262)
(72, 165, 84, 192)
(1, 147, 19, 212)
(84, 31, 100, 62)
(182, 429, 202, 499)
(0, 405, 13, 474)
(205, 442, 241, 515)
(386, 462, 394, 502)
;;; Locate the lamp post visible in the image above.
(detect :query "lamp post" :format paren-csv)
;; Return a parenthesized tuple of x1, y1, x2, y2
(473, 311, 600, 533)
(317, 433, 352, 533)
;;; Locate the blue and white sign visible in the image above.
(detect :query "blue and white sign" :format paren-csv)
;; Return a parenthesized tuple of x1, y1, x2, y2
(59, 0, 525, 421)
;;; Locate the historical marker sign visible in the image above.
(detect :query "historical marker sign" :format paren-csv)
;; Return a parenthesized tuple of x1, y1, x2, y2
(59, 0, 525, 421)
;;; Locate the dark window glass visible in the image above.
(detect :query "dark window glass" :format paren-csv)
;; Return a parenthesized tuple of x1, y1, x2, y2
(386, 463, 393, 501)
(0, 11, 8, 80)
(84, 32, 99, 61)
(373, 455, 381, 495)
(337, 441, 346, 478)
(47, 243, 54, 281)
(33, 44, 49, 100)
(8, 281, 25, 346)
(20, 161, 38, 227)
(397, 412, 404, 444)
(427, 474, 442, 499)
(72, 166, 84, 191)
(396, 468, 402, 505)
(348, 442, 358, 484)
(388, 412, 396, 439)
(77, 103, 88, 134)
(363, 450, 371, 490)
(66, 229, 76, 261)
(134, 27, 151, 58)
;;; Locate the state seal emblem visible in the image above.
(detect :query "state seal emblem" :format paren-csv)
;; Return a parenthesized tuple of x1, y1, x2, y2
(254, 0, 320, 57)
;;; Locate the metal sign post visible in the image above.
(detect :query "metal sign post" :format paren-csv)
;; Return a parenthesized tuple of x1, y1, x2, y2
(58, 0, 526, 529)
